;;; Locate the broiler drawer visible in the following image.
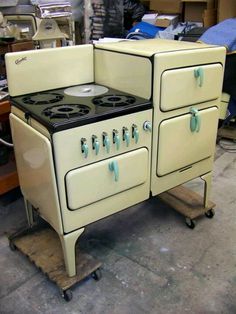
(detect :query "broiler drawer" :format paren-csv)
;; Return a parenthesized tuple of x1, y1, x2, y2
(66, 148, 148, 210)
(157, 106, 218, 176)
(160, 64, 223, 111)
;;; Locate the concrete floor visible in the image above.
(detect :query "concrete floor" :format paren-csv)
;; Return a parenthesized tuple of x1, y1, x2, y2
(0, 142, 236, 314)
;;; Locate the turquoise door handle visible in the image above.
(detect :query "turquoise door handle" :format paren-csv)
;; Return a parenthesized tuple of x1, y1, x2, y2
(103, 135, 110, 153)
(194, 67, 204, 87)
(132, 126, 139, 144)
(190, 108, 201, 133)
(94, 140, 99, 155)
(109, 160, 119, 182)
(124, 130, 130, 147)
(114, 133, 120, 150)
(81, 142, 88, 158)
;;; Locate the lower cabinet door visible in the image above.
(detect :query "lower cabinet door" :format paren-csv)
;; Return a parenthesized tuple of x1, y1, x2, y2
(157, 107, 218, 176)
(66, 148, 149, 210)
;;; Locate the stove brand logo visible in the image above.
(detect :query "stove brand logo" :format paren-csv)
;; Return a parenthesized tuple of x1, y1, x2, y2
(15, 57, 27, 65)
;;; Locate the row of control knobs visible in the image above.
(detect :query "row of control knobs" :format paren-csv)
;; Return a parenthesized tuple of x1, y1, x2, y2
(81, 121, 152, 158)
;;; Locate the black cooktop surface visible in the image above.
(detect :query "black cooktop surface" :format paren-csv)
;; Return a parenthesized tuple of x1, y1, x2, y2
(11, 84, 152, 132)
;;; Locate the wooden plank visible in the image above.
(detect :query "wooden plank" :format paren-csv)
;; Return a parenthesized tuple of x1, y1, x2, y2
(12, 228, 102, 291)
(158, 185, 215, 220)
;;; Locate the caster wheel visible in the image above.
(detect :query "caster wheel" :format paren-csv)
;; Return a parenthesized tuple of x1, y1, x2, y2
(92, 268, 102, 281)
(62, 289, 73, 302)
(185, 218, 195, 229)
(9, 241, 17, 251)
(205, 209, 215, 219)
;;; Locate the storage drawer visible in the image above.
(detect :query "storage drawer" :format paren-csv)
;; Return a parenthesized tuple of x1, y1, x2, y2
(160, 64, 223, 111)
(66, 148, 149, 210)
(157, 106, 218, 176)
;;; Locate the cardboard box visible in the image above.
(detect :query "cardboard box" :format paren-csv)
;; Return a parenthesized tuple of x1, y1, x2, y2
(182, 0, 216, 26)
(142, 13, 158, 25)
(155, 14, 179, 27)
(217, 0, 236, 22)
(150, 0, 182, 14)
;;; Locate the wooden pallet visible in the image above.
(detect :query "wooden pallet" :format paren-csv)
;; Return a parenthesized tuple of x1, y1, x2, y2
(10, 227, 102, 301)
(158, 185, 215, 228)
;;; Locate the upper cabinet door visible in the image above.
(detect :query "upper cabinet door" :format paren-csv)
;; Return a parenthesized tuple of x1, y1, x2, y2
(160, 64, 223, 111)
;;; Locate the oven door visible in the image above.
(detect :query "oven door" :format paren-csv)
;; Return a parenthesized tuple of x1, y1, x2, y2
(157, 106, 218, 176)
(65, 148, 149, 210)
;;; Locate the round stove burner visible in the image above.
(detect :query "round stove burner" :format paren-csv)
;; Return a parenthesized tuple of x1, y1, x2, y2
(22, 92, 64, 105)
(64, 84, 109, 97)
(92, 94, 136, 107)
(42, 104, 90, 119)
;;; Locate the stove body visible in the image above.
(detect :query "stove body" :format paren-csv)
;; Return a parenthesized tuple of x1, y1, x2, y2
(6, 45, 152, 277)
(94, 39, 226, 199)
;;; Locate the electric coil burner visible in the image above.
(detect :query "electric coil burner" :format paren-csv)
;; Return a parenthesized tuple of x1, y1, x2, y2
(92, 95, 136, 107)
(42, 104, 91, 119)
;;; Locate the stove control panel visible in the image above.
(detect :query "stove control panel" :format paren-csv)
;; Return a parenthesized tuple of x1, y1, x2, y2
(79, 120, 152, 159)
(57, 111, 152, 163)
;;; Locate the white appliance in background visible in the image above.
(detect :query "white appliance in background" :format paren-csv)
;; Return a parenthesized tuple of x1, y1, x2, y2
(5, 45, 152, 277)
(94, 39, 225, 206)
(32, 18, 66, 48)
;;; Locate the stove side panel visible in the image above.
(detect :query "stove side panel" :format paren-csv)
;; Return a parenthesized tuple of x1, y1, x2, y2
(94, 49, 152, 100)
(9, 114, 63, 235)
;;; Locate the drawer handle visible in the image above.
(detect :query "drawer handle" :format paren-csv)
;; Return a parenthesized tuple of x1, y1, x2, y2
(190, 108, 201, 133)
(109, 160, 119, 182)
(194, 67, 204, 87)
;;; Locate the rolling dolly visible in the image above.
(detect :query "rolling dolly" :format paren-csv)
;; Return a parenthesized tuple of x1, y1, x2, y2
(9, 226, 102, 302)
(158, 185, 216, 229)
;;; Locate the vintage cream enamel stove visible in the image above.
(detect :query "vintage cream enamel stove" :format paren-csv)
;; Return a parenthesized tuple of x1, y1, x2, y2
(6, 40, 225, 278)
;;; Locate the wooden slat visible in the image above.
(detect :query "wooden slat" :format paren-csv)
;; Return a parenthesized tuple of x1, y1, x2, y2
(13, 228, 102, 291)
(158, 185, 215, 220)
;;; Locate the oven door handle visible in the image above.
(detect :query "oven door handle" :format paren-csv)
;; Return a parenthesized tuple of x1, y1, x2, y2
(190, 108, 201, 133)
(109, 160, 119, 182)
(194, 67, 204, 87)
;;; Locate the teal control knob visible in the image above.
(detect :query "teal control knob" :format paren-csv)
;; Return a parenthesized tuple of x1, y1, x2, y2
(123, 127, 130, 147)
(143, 121, 152, 132)
(94, 140, 100, 155)
(81, 138, 88, 158)
(103, 133, 110, 153)
(132, 124, 139, 144)
(92, 135, 100, 155)
(113, 130, 120, 150)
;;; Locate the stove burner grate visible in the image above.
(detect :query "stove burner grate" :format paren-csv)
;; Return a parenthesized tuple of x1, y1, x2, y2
(22, 92, 64, 105)
(42, 104, 91, 119)
(92, 94, 136, 107)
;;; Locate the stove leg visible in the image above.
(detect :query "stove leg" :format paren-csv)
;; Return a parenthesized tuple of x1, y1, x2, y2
(59, 228, 85, 277)
(24, 198, 34, 227)
(200, 172, 212, 208)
